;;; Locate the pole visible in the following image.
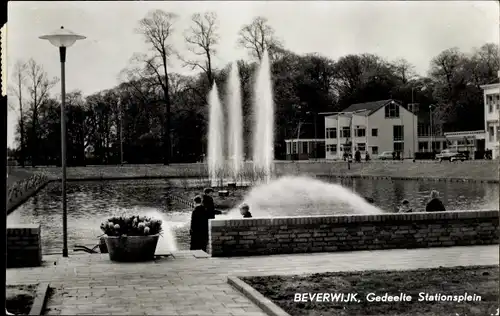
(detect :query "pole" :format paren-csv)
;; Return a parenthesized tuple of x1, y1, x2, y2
(60, 46, 68, 258)
(313, 113, 317, 158)
(411, 88, 415, 159)
(120, 102, 124, 165)
(429, 108, 433, 153)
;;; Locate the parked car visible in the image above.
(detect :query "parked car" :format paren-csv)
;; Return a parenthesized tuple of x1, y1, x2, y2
(377, 151, 393, 160)
(435, 149, 467, 162)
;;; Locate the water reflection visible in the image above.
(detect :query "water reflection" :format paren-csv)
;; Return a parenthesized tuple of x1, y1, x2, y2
(7, 178, 498, 254)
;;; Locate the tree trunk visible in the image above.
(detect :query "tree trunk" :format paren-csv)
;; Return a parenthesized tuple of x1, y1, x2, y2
(31, 111, 37, 167)
(162, 55, 171, 165)
(19, 106, 25, 167)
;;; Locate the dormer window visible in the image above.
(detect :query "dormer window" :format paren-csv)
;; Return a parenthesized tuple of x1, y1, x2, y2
(385, 102, 400, 118)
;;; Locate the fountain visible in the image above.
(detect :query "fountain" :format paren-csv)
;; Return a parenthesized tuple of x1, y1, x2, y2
(224, 176, 383, 217)
(207, 52, 275, 185)
(227, 62, 244, 182)
(252, 50, 275, 182)
(207, 83, 225, 187)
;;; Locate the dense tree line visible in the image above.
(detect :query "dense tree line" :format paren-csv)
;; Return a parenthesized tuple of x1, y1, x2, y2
(8, 10, 499, 166)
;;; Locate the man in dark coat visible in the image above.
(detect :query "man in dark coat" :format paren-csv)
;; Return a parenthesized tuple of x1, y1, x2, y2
(190, 195, 209, 251)
(202, 188, 221, 219)
(426, 190, 446, 212)
(355, 150, 361, 163)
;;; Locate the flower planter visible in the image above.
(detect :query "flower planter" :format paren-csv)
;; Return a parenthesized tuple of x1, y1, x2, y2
(99, 237, 108, 253)
(103, 234, 159, 262)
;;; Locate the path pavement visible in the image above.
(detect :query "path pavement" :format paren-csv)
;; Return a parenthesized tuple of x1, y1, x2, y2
(7, 246, 498, 315)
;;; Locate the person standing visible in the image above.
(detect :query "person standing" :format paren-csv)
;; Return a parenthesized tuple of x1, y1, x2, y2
(190, 195, 209, 252)
(426, 190, 446, 212)
(355, 149, 361, 163)
(202, 188, 221, 219)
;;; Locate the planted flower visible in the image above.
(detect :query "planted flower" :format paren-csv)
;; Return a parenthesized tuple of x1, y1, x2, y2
(100, 215, 163, 237)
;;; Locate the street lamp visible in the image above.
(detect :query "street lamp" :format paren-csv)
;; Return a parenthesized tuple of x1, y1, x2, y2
(39, 26, 86, 258)
(429, 104, 435, 154)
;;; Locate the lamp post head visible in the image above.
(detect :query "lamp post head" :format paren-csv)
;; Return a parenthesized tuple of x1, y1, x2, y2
(39, 26, 86, 47)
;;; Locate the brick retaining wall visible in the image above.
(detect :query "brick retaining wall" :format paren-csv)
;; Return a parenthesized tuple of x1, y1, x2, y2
(209, 210, 499, 257)
(7, 224, 42, 268)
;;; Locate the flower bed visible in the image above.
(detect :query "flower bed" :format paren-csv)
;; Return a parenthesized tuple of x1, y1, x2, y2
(6, 284, 36, 315)
(242, 266, 499, 316)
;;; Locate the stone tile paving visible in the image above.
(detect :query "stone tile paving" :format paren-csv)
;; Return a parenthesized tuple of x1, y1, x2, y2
(6, 246, 498, 315)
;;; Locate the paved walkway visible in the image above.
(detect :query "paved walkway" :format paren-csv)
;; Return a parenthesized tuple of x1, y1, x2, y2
(7, 246, 498, 315)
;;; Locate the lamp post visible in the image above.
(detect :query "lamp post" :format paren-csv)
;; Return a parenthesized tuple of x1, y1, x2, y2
(429, 104, 435, 155)
(40, 26, 86, 258)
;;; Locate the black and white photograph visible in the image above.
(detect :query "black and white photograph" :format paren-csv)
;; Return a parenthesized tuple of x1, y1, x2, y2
(5, 1, 500, 315)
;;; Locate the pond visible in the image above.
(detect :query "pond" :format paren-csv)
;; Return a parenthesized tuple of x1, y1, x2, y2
(7, 177, 498, 254)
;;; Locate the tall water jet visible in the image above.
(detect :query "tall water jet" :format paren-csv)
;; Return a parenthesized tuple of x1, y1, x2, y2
(207, 83, 224, 187)
(227, 62, 244, 181)
(252, 50, 274, 182)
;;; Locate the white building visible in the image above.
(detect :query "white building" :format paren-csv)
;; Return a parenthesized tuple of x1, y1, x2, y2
(481, 83, 500, 158)
(324, 99, 417, 159)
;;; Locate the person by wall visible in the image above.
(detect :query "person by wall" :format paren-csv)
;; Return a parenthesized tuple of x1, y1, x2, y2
(425, 190, 446, 212)
(239, 203, 252, 218)
(398, 199, 413, 213)
(202, 188, 221, 219)
(190, 195, 209, 252)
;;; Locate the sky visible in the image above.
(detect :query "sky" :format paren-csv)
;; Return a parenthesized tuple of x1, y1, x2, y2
(6, 1, 499, 148)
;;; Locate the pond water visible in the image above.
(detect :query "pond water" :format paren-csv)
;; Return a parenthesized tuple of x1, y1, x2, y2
(7, 177, 498, 254)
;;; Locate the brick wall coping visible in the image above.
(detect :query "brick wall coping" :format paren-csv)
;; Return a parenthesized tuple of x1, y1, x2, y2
(210, 210, 499, 227)
(7, 224, 40, 230)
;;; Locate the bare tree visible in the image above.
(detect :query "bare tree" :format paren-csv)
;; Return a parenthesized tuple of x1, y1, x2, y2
(136, 9, 178, 165)
(8, 60, 28, 166)
(237, 16, 283, 61)
(391, 58, 417, 84)
(25, 59, 59, 166)
(181, 12, 219, 84)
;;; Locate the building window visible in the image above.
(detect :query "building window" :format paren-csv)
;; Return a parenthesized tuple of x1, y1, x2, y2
(418, 142, 428, 152)
(487, 95, 494, 104)
(371, 128, 378, 137)
(489, 126, 495, 142)
(356, 143, 366, 152)
(432, 141, 441, 151)
(393, 142, 404, 152)
(371, 146, 379, 155)
(489, 104, 493, 113)
(326, 128, 337, 139)
(354, 128, 366, 137)
(418, 123, 429, 137)
(326, 144, 337, 154)
(303, 142, 308, 153)
(341, 127, 351, 138)
(385, 102, 400, 118)
(393, 125, 404, 141)
(293, 142, 297, 153)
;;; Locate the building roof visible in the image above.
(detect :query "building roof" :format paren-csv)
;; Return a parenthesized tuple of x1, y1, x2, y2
(343, 99, 398, 115)
(480, 83, 500, 90)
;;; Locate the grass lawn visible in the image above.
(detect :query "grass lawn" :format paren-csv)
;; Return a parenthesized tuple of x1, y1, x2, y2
(242, 265, 499, 316)
(6, 284, 37, 315)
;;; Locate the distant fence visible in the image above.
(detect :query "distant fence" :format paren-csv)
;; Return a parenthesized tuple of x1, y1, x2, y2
(209, 210, 499, 257)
